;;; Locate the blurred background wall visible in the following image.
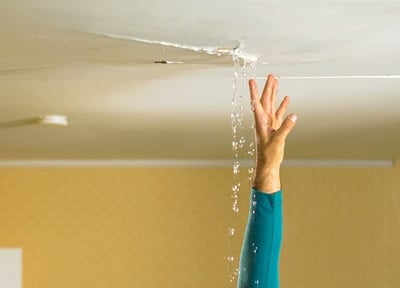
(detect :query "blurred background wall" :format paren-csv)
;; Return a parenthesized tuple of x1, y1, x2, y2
(0, 160, 399, 288)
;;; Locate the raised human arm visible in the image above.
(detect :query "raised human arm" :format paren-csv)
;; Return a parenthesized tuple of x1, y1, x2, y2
(237, 74, 297, 288)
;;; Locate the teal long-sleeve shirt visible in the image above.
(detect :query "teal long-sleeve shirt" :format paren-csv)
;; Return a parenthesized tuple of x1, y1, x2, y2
(237, 188, 283, 288)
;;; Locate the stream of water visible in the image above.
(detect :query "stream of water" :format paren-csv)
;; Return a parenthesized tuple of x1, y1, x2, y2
(227, 49, 258, 287)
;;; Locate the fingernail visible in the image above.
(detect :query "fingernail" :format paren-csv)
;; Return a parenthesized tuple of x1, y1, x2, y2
(289, 114, 298, 122)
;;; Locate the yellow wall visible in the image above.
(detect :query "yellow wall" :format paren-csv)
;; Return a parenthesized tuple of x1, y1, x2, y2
(0, 162, 399, 288)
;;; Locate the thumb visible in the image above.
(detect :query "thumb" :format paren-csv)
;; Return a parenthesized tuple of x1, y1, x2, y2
(275, 114, 298, 141)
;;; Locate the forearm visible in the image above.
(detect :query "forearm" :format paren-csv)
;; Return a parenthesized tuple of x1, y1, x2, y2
(237, 188, 283, 288)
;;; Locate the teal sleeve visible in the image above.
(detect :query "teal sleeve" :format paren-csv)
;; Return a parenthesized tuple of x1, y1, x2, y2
(237, 188, 283, 288)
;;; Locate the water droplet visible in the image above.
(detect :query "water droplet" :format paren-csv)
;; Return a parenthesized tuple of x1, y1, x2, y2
(228, 227, 235, 236)
(234, 268, 239, 276)
(247, 148, 256, 156)
(227, 256, 234, 262)
(232, 141, 238, 151)
(239, 136, 246, 148)
(231, 112, 239, 119)
(232, 184, 239, 193)
(250, 99, 256, 111)
(253, 246, 258, 254)
(233, 161, 240, 174)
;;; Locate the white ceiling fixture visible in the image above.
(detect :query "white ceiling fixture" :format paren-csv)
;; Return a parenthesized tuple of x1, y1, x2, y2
(0, 115, 68, 128)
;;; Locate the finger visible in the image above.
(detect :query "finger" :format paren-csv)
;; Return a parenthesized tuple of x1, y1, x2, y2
(275, 113, 298, 142)
(248, 79, 259, 103)
(271, 78, 279, 114)
(249, 80, 268, 138)
(261, 74, 274, 113)
(254, 112, 268, 139)
(276, 96, 290, 121)
(249, 79, 264, 115)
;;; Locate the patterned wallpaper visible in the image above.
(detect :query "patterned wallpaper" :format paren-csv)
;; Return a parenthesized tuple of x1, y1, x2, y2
(0, 162, 399, 288)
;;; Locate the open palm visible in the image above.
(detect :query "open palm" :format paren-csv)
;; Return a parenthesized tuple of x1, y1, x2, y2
(249, 74, 297, 168)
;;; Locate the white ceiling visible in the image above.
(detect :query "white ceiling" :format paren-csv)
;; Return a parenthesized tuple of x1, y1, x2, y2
(0, 0, 399, 162)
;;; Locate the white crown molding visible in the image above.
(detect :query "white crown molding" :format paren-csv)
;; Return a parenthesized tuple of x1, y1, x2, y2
(0, 159, 394, 168)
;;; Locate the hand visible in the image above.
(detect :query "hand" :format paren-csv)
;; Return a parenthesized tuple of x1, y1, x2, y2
(249, 74, 297, 193)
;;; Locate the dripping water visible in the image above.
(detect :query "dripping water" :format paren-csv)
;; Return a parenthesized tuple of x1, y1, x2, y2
(227, 48, 257, 287)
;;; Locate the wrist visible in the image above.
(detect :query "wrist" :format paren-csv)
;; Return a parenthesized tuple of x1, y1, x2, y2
(253, 165, 281, 194)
